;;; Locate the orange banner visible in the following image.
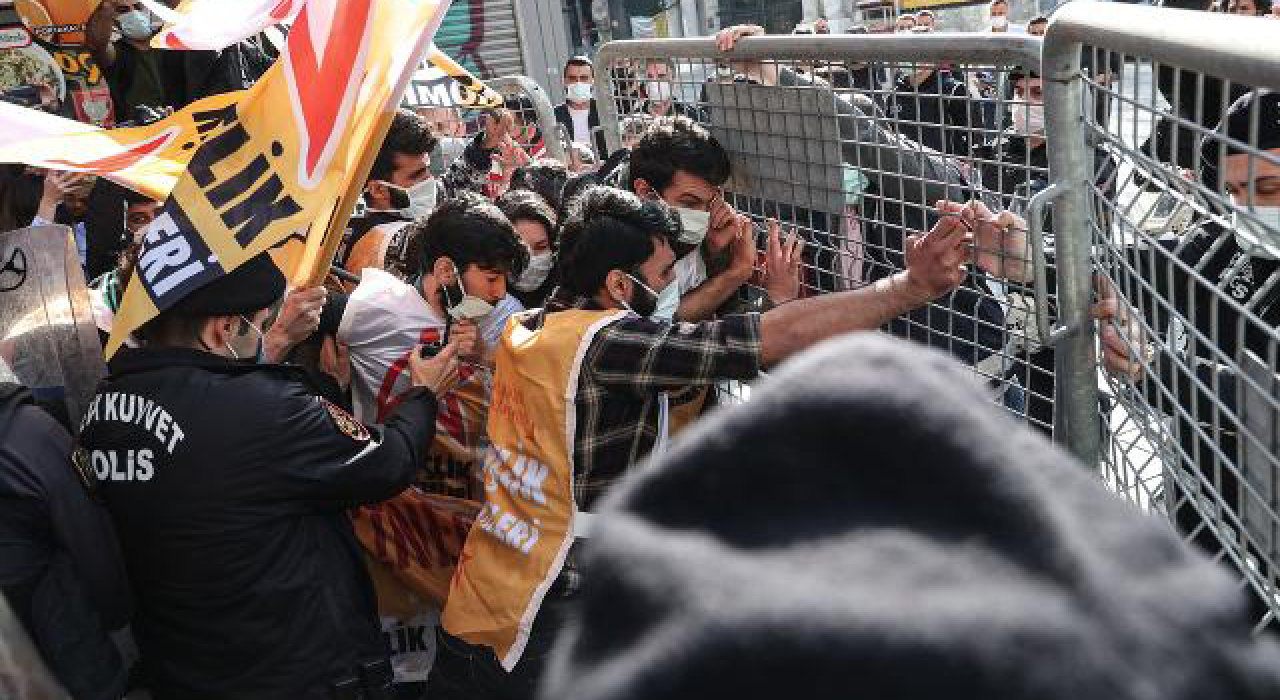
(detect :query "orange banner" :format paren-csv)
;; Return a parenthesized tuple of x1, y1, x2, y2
(353, 490, 479, 607)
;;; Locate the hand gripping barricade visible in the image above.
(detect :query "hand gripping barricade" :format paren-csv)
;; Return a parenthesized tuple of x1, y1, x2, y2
(595, 34, 1058, 429)
(1044, 3, 1280, 632)
(487, 75, 570, 166)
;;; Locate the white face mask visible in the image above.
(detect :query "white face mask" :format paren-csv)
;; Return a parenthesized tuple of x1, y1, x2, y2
(1233, 206, 1280, 260)
(442, 261, 495, 321)
(513, 251, 553, 292)
(675, 207, 711, 246)
(646, 80, 673, 102)
(566, 82, 594, 102)
(386, 178, 438, 220)
(1012, 103, 1046, 136)
(991, 16, 1009, 29)
(118, 10, 155, 40)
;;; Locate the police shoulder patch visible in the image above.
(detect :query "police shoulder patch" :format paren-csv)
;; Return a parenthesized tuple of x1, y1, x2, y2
(321, 399, 371, 442)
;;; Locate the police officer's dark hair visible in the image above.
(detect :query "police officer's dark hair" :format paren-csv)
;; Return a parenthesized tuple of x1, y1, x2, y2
(989, 0, 1008, 7)
(557, 185, 679, 297)
(628, 116, 731, 194)
(496, 189, 558, 246)
(509, 158, 570, 211)
(368, 109, 438, 185)
(1029, 15, 1049, 26)
(122, 188, 155, 206)
(415, 191, 528, 277)
(564, 55, 593, 77)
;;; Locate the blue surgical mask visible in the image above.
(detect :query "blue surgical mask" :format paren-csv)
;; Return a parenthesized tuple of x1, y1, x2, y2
(118, 10, 155, 41)
(651, 277, 681, 320)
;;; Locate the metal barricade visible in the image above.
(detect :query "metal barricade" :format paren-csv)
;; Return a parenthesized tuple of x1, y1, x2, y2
(488, 75, 569, 165)
(1044, 3, 1280, 631)
(595, 35, 1054, 428)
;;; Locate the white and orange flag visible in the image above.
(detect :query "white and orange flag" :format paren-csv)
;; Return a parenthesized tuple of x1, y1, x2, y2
(0, 1, 505, 357)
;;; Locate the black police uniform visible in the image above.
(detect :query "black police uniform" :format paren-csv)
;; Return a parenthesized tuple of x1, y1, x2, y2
(78, 252, 440, 699)
(0, 383, 132, 700)
(79, 348, 438, 699)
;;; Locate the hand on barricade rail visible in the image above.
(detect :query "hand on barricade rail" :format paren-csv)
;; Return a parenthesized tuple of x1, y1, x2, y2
(902, 207, 973, 303)
(763, 218, 803, 305)
(482, 110, 516, 151)
(936, 200, 1034, 284)
(265, 286, 327, 362)
(1091, 276, 1149, 382)
(409, 342, 461, 397)
(714, 25, 777, 85)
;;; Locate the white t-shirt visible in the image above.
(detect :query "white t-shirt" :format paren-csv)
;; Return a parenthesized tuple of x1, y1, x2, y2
(674, 248, 708, 296)
(568, 105, 591, 146)
(337, 268, 523, 425)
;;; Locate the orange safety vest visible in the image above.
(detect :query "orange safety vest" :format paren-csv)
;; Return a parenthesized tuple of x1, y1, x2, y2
(441, 308, 629, 670)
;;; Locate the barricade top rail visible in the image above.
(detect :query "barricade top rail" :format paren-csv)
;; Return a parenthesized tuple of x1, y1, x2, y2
(1043, 3, 1280, 89)
(595, 34, 1042, 66)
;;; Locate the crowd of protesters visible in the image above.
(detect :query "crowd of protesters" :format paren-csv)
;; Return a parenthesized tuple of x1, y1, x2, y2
(3, 2, 1280, 699)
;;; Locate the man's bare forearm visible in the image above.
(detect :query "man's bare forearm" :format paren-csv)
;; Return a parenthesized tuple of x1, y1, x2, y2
(758, 271, 929, 366)
(676, 270, 749, 322)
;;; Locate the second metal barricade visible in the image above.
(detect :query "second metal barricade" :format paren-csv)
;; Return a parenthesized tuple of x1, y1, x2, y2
(1044, 3, 1280, 633)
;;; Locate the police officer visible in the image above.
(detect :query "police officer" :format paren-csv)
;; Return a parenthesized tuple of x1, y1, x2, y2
(0, 381, 132, 700)
(79, 253, 461, 699)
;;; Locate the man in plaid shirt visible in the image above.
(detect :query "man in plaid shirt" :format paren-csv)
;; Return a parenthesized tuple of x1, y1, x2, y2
(429, 184, 974, 699)
(553, 187, 972, 510)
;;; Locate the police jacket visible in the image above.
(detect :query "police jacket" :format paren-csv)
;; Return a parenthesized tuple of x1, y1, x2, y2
(79, 348, 439, 699)
(0, 384, 132, 700)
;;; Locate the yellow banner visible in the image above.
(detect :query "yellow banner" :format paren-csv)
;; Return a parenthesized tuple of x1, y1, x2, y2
(104, 0, 452, 356)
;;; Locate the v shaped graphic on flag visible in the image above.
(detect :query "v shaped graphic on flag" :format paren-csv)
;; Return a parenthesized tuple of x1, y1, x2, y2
(99, 0, 451, 357)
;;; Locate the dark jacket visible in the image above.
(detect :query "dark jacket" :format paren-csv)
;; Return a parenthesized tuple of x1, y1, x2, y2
(79, 348, 438, 699)
(0, 384, 132, 700)
(885, 69, 974, 157)
(554, 101, 608, 158)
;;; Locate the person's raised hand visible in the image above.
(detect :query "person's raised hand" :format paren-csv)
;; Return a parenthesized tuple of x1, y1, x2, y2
(482, 110, 515, 150)
(902, 208, 972, 304)
(726, 214, 757, 285)
(409, 342, 461, 396)
(763, 218, 803, 305)
(937, 200, 1032, 283)
(264, 286, 327, 362)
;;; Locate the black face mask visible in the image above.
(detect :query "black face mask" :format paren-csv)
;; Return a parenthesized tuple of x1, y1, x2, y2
(628, 275, 659, 317)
